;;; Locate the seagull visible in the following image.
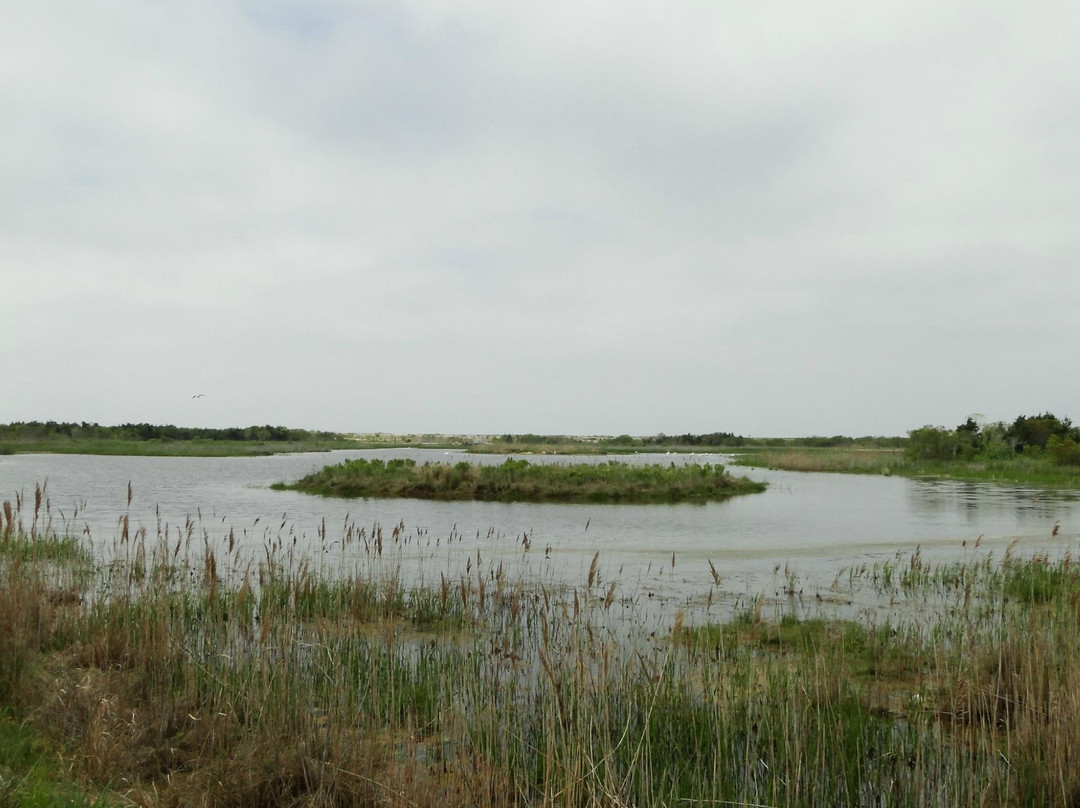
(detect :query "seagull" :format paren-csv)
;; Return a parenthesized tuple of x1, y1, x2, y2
(192, 393, 205, 399)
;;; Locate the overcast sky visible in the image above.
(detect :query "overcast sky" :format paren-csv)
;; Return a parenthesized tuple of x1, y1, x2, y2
(3, 1, 1078, 437)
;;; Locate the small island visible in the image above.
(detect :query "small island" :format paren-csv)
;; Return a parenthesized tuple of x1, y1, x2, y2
(275, 457, 766, 503)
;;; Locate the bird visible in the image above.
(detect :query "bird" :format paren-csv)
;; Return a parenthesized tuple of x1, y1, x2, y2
(192, 393, 205, 399)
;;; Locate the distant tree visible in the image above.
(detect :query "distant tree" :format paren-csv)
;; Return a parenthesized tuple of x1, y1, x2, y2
(954, 417, 982, 459)
(906, 426, 963, 461)
(977, 421, 1013, 460)
(1005, 413, 1073, 453)
(1045, 435, 1080, 465)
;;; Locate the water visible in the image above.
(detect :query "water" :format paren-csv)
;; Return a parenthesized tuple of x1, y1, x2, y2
(1, 449, 1076, 615)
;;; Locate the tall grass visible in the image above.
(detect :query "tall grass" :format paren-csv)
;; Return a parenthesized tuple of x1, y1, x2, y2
(733, 447, 908, 474)
(3, 488, 1080, 806)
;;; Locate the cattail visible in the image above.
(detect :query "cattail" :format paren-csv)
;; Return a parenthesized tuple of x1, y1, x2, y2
(587, 551, 600, 589)
(708, 559, 722, 586)
(604, 581, 616, 610)
(205, 548, 218, 587)
(236, 574, 251, 614)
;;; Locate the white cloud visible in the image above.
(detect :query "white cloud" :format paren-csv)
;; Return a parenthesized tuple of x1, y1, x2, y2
(3, 0, 1079, 435)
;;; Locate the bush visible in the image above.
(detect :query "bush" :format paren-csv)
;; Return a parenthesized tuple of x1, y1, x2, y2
(906, 427, 963, 461)
(1006, 413, 1075, 452)
(1047, 435, 1080, 466)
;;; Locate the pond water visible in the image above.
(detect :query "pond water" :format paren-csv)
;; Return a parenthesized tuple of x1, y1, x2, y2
(1, 449, 1077, 620)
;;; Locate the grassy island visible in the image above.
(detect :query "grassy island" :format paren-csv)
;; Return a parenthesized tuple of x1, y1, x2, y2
(276, 457, 766, 503)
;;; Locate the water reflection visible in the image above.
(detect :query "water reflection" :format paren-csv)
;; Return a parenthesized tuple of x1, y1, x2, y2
(908, 477, 1077, 527)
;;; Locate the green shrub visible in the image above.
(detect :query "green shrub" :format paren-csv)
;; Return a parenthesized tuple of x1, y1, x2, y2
(1047, 435, 1080, 466)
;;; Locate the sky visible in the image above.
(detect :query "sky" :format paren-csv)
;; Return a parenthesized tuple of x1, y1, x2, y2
(3, 1, 1079, 438)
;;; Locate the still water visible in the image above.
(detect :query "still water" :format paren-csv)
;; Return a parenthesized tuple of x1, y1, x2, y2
(1, 449, 1076, 614)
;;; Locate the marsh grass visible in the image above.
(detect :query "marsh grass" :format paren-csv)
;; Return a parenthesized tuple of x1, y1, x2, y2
(735, 446, 1080, 487)
(733, 446, 908, 474)
(278, 457, 766, 503)
(3, 489, 1080, 806)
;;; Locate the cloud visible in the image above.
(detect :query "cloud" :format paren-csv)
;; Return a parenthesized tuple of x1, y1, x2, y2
(3, 0, 1079, 435)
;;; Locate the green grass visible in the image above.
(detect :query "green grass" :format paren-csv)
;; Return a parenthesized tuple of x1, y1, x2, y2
(277, 457, 767, 503)
(733, 446, 1080, 486)
(679, 612, 926, 690)
(0, 712, 116, 807)
(732, 446, 905, 473)
(0, 531, 89, 565)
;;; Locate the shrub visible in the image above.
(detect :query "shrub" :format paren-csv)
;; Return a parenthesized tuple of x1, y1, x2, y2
(1047, 435, 1080, 466)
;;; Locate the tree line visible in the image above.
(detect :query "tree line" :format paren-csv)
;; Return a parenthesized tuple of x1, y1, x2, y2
(907, 413, 1080, 465)
(0, 421, 339, 443)
(495, 432, 905, 449)
(603, 433, 905, 449)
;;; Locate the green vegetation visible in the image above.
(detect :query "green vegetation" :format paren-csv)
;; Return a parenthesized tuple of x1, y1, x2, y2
(736, 412, 1080, 487)
(0, 713, 116, 807)
(8, 412, 1080, 485)
(472, 432, 905, 455)
(4, 490, 1080, 806)
(906, 413, 1080, 463)
(609, 432, 905, 450)
(733, 445, 908, 474)
(0, 421, 366, 456)
(468, 434, 610, 454)
(734, 445, 1080, 486)
(276, 457, 767, 503)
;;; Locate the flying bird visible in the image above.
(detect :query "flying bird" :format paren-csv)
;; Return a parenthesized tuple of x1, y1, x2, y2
(192, 393, 205, 399)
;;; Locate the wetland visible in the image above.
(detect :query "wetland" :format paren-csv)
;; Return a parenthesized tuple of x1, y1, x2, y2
(1, 448, 1079, 806)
